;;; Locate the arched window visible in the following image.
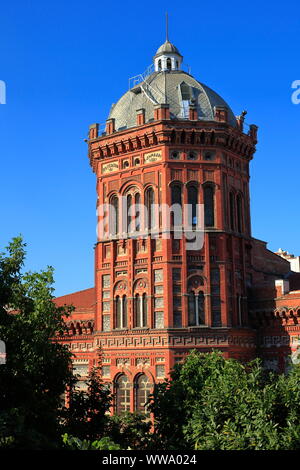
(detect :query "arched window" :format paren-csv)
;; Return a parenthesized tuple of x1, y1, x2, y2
(135, 193, 141, 232)
(187, 186, 198, 226)
(188, 291, 205, 326)
(110, 195, 119, 237)
(115, 375, 130, 414)
(167, 58, 171, 70)
(171, 184, 182, 226)
(229, 192, 235, 231)
(135, 374, 151, 414)
(126, 194, 133, 233)
(134, 293, 147, 327)
(204, 185, 214, 227)
(145, 187, 155, 230)
(236, 194, 243, 233)
(158, 59, 162, 71)
(115, 295, 127, 329)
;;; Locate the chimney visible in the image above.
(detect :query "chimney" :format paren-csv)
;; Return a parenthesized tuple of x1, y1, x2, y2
(189, 104, 198, 121)
(154, 104, 170, 121)
(275, 279, 290, 297)
(249, 124, 258, 143)
(136, 108, 145, 126)
(106, 118, 115, 135)
(214, 106, 228, 123)
(89, 123, 99, 140)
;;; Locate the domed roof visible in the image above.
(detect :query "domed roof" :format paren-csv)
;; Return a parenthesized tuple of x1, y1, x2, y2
(155, 40, 182, 58)
(108, 70, 237, 131)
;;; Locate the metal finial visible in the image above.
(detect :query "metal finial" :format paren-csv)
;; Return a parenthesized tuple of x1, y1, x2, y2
(166, 12, 169, 41)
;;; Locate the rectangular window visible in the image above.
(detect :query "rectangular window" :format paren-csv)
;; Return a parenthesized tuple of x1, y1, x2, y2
(102, 366, 110, 378)
(154, 297, 164, 308)
(154, 269, 163, 283)
(102, 274, 111, 288)
(102, 315, 110, 332)
(102, 301, 110, 312)
(154, 311, 164, 329)
(154, 285, 164, 294)
(156, 365, 165, 379)
(174, 311, 182, 327)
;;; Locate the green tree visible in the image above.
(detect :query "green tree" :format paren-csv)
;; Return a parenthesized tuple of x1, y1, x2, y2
(62, 360, 113, 441)
(148, 350, 300, 450)
(108, 412, 152, 450)
(0, 237, 73, 449)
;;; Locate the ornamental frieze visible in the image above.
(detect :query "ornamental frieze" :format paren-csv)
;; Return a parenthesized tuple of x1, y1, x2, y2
(94, 332, 256, 349)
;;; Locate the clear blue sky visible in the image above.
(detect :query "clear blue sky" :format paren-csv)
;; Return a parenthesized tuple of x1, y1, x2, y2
(0, 0, 299, 297)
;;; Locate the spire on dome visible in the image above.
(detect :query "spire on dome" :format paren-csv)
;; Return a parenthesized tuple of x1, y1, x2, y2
(166, 12, 169, 41)
(153, 14, 183, 72)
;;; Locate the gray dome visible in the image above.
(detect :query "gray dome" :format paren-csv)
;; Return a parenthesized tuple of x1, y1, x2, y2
(155, 40, 182, 58)
(108, 70, 237, 131)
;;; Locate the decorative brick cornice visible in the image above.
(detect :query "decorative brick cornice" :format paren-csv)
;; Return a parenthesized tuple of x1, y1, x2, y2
(249, 308, 300, 327)
(88, 120, 256, 172)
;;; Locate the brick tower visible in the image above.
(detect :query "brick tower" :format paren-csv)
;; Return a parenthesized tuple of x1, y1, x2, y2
(85, 38, 262, 412)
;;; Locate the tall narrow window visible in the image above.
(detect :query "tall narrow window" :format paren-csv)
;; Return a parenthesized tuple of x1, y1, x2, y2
(145, 187, 155, 230)
(158, 59, 162, 71)
(167, 58, 171, 70)
(123, 295, 127, 328)
(127, 194, 132, 233)
(115, 296, 121, 329)
(188, 292, 196, 326)
(198, 291, 205, 324)
(135, 374, 151, 414)
(135, 193, 141, 232)
(110, 195, 119, 236)
(187, 186, 198, 226)
(171, 185, 182, 226)
(142, 293, 147, 327)
(115, 375, 130, 414)
(188, 291, 205, 326)
(236, 194, 243, 233)
(134, 294, 140, 327)
(204, 185, 214, 227)
(229, 192, 235, 231)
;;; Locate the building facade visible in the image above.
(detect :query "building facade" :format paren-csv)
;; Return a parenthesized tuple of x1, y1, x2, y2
(55, 39, 300, 413)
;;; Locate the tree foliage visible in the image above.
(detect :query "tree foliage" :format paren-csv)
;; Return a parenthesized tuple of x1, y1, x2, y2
(62, 360, 113, 441)
(0, 237, 73, 449)
(148, 350, 300, 450)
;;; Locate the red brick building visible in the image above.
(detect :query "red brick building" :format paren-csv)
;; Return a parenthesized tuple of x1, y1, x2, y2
(55, 39, 300, 413)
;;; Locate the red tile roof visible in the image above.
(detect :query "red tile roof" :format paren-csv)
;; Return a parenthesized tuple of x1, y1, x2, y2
(55, 287, 95, 311)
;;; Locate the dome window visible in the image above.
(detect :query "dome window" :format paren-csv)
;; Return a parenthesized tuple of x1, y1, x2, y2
(187, 151, 197, 160)
(158, 59, 162, 71)
(204, 151, 215, 161)
(179, 82, 192, 119)
(170, 150, 180, 160)
(167, 58, 172, 70)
